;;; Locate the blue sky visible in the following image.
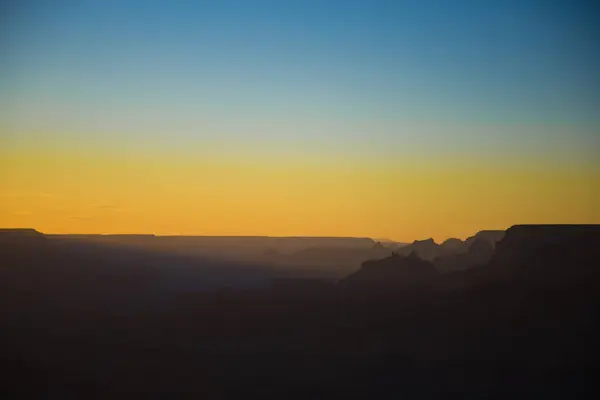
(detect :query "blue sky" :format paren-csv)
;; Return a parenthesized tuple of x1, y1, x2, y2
(2, 0, 599, 162)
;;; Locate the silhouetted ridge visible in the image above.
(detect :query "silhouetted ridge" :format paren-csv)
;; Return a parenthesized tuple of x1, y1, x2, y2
(2, 224, 600, 397)
(464, 230, 505, 248)
(395, 238, 441, 261)
(340, 251, 438, 288)
(0, 228, 44, 237)
(434, 237, 496, 273)
(464, 237, 494, 262)
(392, 231, 504, 263)
(440, 238, 463, 252)
(487, 224, 600, 285)
(0, 229, 46, 246)
(50, 234, 377, 256)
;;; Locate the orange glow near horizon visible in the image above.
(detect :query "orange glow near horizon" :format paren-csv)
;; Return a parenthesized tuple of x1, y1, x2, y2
(1, 148, 598, 242)
(2, 1, 600, 244)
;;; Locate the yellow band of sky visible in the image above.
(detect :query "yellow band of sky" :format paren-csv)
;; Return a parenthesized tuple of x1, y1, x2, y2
(2, 145, 598, 242)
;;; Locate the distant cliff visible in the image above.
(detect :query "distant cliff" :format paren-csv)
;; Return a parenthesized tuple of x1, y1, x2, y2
(464, 230, 505, 248)
(486, 224, 600, 285)
(394, 229, 505, 266)
(339, 225, 600, 290)
(0, 229, 46, 245)
(433, 237, 496, 273)
(0, 228, 44, 237)
(339, 252, 439, 289)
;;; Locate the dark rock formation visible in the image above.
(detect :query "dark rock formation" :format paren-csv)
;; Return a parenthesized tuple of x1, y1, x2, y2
(0, 228, 46, 247)
(440, 237, 464, 253)
(464, 230, 505, 248)
(0, 228, 45, 238)
(486, 224, 600, 285)
(396, 238, 441, 261)
(339, 251, 439, 289)
(2, 224, 600, 397)
(434, 237, 495, 273)
(393, 230, 504, 263)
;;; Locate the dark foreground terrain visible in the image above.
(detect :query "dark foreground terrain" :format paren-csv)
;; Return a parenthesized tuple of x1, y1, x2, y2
(1, 225, 599, 398)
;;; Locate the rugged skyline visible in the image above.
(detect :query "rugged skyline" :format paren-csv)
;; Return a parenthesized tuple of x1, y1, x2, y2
(3, 224, 599, 396)
(2, 2, 600, 396)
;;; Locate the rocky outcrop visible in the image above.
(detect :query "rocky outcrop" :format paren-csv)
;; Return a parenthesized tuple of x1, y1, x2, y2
(396, 238, 441, 261)
(0, 229, 46, 247)
(392, 230, 504, 268)
(440, 238, 464, 254)
(339, 252, 439, 289)
(464, 230, 505, 248)
(0, 228, 45, 238)
(487, 225, 600, 285)
(433, 237, 495, 273)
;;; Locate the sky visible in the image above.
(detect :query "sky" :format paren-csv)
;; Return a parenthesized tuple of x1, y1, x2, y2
(1, 0, 599, 241)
